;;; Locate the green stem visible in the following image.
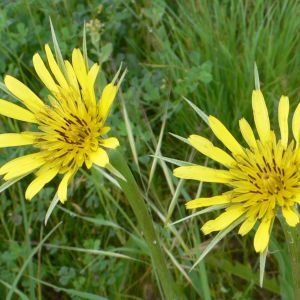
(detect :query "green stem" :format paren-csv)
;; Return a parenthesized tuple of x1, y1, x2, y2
(109, 150, 178, 300)
(19, 186, 35, 300)
(281, 219, 300, 300)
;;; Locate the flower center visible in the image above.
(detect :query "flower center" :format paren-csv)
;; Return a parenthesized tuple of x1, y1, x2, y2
(260, 172, 283, 195)
(33, 102, 103, 170)
(54, 113, 98, 152)
(230, 138, 300, 207)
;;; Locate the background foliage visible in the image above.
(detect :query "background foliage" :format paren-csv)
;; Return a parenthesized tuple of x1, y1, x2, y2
(1, 0, 300, 299)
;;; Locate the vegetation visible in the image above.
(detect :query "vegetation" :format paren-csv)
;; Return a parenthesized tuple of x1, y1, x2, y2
(1, 0, 300, 299)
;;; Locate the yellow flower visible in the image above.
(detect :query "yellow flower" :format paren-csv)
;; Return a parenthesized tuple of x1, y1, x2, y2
(0, 44, 125, 203)
(174, 90, 300, 252)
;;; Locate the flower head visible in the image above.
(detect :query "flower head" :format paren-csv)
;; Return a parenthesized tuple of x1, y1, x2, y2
(174, 90, 300, 252)
(0, 44, 125, 203)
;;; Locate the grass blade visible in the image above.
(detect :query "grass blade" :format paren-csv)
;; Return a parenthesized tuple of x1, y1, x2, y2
(6, 222, 62, 300)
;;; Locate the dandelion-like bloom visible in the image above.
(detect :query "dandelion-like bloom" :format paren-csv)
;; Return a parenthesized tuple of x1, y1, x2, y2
(0, 44, 125, 203)
(174, 90, 300, 252)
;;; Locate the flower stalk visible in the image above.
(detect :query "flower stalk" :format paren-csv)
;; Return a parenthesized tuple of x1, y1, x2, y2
(281, 219, 300, 299)
(109, 149, 178, 300)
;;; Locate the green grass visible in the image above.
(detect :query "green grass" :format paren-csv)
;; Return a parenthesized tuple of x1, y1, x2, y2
(1, 0, 300, 299)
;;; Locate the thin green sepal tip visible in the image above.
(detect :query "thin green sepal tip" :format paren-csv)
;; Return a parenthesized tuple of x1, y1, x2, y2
(254, 62, 260, 90)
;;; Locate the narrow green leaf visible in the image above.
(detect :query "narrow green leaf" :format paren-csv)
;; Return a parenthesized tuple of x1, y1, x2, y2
(254, 62, 260, 90)
(151, 155, 195, 167)
(167, 204, 227, 227)
(44, 193, 60, 225)
(82, 22, 88, 67)
(190, 216, 244, 271)
(49, 18, 67, 77)
(0, 173, 29, 193)
(105, 163, 126, 182)
(93, 165, 122, 188)
(169, 132, 190, 144)
(42, 244, 138, 261)
(183, 97, 209, 125)
(31, 278, 108, 300)
(0, 280, 29, 300)
(259, 247, 268, 287)
(148, 105, 168, 191)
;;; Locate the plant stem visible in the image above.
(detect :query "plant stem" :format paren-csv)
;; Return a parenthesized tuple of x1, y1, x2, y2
(109, 150, 178, 300)
(281, 220, 300, 300)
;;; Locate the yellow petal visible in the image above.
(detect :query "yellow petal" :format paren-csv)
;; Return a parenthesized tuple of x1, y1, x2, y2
(45, 44, 69, 89)
(258, 201, 270, 219)
(32, 53, 59, 93)
(239, 118, 257, 149)
(98, 83, 118, 122)
(186, 194, 231, 209)
(85, 155, 93, 169)
(252, 90, 270, 143)
(174, 165, 232, 183)
(278, 96, 289, 149)
(238, 218, 257, 236)
(100, 126, 111, 135)
(0, 133, 35, 147)
(188, 135, 235, 167)
(282, 206, 299, 226)
(208, 116, 244, 155)
(201, 206, 245, 234)
(100, 137, 119, 149)
(72, 48, 87, 88)
(25, 167, 59, 200)
(0, 153, 45, 180)
(253, 218, 273, 252)
(4, 75, 45, 112)
(57, 170, 74, 203)
(90, 148, 109, 167)
(86, 63, 100, 105)
(293, 194, 300, 205)
(0, 99, 37, 123)
(88, 63, 100, 87)
(292, 102, 300, 144)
